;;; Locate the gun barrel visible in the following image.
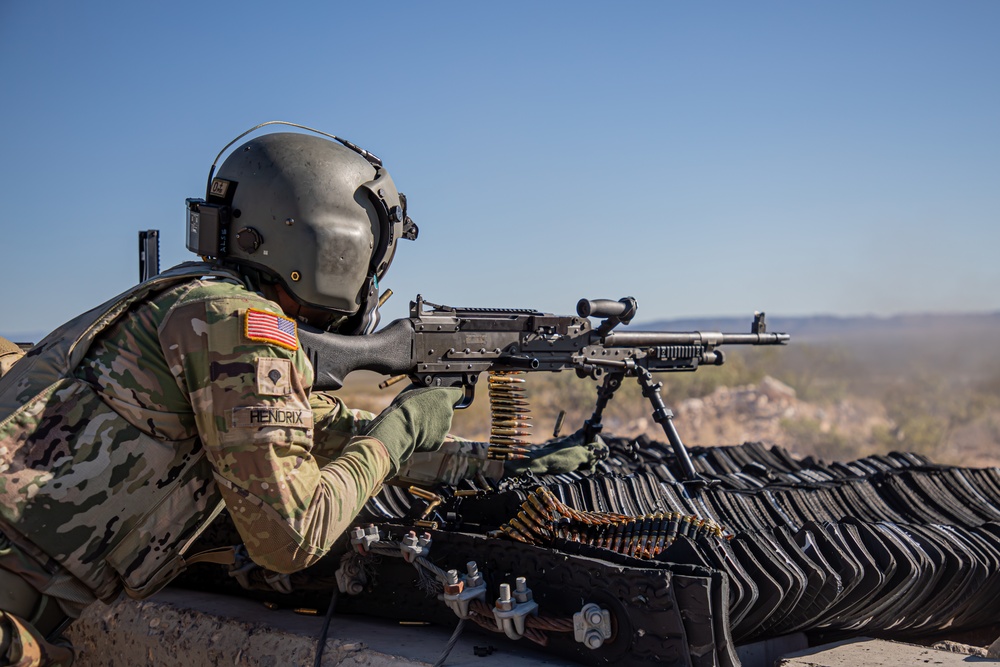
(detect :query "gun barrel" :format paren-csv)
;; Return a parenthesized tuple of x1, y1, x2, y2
(601, 331, 790, 347)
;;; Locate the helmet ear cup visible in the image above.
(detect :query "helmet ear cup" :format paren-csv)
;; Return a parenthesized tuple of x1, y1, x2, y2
(358, 167, 405, 282)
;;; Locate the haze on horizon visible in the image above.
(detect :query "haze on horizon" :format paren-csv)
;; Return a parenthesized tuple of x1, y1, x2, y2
(1, 2, 997, 339)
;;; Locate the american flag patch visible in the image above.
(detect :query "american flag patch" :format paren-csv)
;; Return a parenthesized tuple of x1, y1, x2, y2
(244, 308, 298, 350)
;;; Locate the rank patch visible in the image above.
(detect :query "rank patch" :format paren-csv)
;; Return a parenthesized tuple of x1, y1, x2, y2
(232, 406, 314, 429)
(256, 358, 292, 396)
(245, 308, 298, 350)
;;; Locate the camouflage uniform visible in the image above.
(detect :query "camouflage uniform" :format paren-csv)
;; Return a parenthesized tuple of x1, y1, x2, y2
(0, 263, 394, 665)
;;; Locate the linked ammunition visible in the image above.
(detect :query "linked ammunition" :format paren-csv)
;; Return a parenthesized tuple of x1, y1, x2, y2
(407, 486, 440, 501)
(491, 419, 533, 427)
(487, 436, 530, 447)
(520, 507, 551, 537)
(487, 375, 526, 384)
(487, 452, 529, 461)
(489, 428, 532, 437)
(488, 398, 530, 407)
(487, 446, 531, 455)
(611, 522, 627, 553)
(509, 517, 534, 541)
(489, 370, 532, 452)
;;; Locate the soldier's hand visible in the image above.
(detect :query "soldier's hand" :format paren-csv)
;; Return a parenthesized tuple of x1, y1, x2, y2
(362, 386, 465, 474)
(504, 428, 609, 476)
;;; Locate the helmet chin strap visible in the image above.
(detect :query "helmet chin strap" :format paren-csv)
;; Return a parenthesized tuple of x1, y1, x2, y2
(248, 274, 349, 332)
(235, 264, 377, 335)
(337, 275, 380, 335)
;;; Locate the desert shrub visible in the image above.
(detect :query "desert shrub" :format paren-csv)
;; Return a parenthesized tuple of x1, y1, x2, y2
(875, 374, 996, 459)
(779, 416, 864, 462)
(748, 344, 858, 402)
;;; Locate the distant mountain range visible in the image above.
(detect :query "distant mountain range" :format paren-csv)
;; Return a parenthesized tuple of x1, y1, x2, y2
(636, 311, 1000, 380)
(0, 330, 46, 345)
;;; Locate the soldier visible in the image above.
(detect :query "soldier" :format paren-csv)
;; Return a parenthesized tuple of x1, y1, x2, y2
(0, 126, 465, 665)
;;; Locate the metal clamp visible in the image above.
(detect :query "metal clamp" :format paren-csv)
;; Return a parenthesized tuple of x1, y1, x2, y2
(573, 602, 612, 649)
(263, 571, 293, 595)
(443, 561, 487, 619)
(400, 531, 432, 563)
(492, 578, 538, 640)
(335, 555, 367, 596)
(350, 524, 380, 555)
(227, 544, 256, 590)
(227, 545, 293, 594)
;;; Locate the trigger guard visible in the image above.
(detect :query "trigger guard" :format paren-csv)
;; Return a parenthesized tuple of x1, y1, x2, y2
(409, 373, 476, 408)
(456, 383, 475, 409)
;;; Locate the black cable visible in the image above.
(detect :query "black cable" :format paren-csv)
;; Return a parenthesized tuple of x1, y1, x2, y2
(433, 617, 467, 667)
(312, 590, 339, 667)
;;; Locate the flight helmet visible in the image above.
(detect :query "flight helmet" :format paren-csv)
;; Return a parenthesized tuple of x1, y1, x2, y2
(186, 122, 417, 333)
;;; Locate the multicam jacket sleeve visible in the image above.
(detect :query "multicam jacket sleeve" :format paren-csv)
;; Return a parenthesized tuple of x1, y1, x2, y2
(157, 280, 392, 573)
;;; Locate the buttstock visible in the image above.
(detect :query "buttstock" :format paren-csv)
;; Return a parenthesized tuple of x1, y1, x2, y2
(298, 318, 416, 390)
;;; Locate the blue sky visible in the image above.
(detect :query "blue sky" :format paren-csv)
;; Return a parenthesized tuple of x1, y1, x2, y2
(2, 2, 998, 338)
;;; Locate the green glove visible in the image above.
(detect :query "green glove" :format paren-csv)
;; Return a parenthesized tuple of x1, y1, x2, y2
(504, 429, 609, 476)
(362, 386, 465, 474)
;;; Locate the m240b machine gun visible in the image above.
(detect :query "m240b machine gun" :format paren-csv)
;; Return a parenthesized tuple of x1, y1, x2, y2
(298, 296, 789, 489)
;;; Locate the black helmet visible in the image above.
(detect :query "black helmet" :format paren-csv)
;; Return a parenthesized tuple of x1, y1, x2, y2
(187, 122, 417, 333)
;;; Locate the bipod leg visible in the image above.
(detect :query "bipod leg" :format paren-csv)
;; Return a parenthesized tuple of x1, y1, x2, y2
(635, 369, 712, 495)
(583, 371, 625, 443)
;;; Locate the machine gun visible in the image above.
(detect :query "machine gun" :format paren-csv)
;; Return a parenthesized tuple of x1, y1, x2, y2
(298, 296, 789, 490)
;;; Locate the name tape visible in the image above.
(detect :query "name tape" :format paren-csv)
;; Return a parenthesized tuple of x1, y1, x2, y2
(231, 406, 314, 429)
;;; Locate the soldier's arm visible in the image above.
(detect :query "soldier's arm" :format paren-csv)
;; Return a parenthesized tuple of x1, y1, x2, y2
(160, 285, 392, 573)
(309, 392, 376, 466)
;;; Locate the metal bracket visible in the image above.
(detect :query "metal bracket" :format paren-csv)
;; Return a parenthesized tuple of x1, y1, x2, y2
(491, 578, 539, 640)
(573, 602, 612, 649)
(263, 571, 293, 595)
(400, 531, 432, 563)
(442, 561, 487, 619)
(350, 524, 380, 555)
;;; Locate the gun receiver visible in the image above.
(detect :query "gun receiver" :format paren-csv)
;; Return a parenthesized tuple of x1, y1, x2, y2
(298, 296, 789, 492)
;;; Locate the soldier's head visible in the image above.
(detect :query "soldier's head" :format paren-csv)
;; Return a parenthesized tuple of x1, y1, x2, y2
(186, 123, 417, 333)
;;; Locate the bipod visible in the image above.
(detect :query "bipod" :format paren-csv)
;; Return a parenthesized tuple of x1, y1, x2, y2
(583, 371, 624, 444)
(634, 368, 715, 496)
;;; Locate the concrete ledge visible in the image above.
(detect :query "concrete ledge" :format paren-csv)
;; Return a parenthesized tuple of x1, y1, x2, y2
(777, 637, 1000, 666)
(66, 588, 575, 666)
(63, 591, 1000, 666)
